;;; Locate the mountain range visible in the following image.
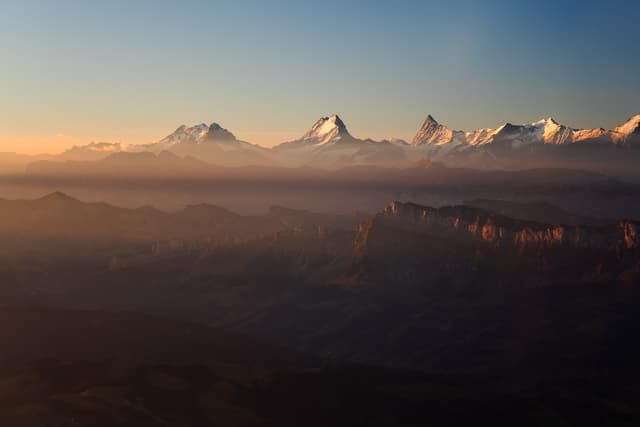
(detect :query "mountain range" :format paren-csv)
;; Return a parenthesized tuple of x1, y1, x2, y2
(3, 113, 640, 178)
(411, 114, 640, 147)
(3, 193, 640, 373)
(65, 113, 640, 155)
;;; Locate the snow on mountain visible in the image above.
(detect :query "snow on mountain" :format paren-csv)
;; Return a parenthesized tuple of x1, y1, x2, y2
(134, 122, 241, 153)
(273, 114, 407, 167)
(614, 115, 640, 135)
(405, 114, 640, 178)
(465, 117, 574, 147)
(129, 124, 207, 153)
(157, 122, 270, 166)
(573, 127, 609, 142)
(529, 117, 574, 145)
(43, 113, 640, 172)
(300, 114, 352, 145)
(55, 121, 271, 166)
(160, 123, 208, 144)
(411, 115, 460, 146)
(411, 114, 640, 149)
(412, 115, 505, 147)
(464, 128, 500, 146)
(486, 120, 564, 148)
(132, 122, 273, 166)
(612, 115, 640, 143)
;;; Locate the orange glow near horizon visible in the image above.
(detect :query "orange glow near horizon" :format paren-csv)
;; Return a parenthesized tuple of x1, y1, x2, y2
(0, 134, 85, 155)
(0, 130, 306, 155)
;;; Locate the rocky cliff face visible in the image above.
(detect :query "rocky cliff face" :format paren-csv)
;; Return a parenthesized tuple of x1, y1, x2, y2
(353, 201, 640, 286)
(356, 201, 640, 252)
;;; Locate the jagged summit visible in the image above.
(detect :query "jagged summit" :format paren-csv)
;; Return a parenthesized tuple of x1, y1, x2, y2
(411, 114, 456, 146)
(47, 112, 640, 173)
(424, 115, 438, 125)
(301, 114, 351, 145)
(411, 114, 640, 148)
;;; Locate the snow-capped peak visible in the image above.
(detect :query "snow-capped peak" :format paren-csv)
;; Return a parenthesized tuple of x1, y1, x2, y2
(411, 115, 581, 147)
(128, 121, 237, 154)
(151, 123, 209, 148)
(614, 115, 640, 136)
(162, 122, 237, 145)
(302, 114, 351, 145)
(411, 115, 457, 146)
(529, 117, 575, 144)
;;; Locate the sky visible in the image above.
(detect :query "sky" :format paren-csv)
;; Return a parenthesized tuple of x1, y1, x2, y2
(0, 0, 639, 154)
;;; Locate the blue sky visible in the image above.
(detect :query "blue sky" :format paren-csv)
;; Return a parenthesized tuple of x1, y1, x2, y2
(0, 0, 638, 152)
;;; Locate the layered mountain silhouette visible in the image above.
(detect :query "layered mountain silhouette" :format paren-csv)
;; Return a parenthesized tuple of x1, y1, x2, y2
(0, 192, 362, 243)
(3, 193, 639, 382)
(2, 196, 640, 426)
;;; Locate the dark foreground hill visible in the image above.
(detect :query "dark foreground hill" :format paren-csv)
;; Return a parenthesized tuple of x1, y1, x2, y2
(1, 306, 639, 427)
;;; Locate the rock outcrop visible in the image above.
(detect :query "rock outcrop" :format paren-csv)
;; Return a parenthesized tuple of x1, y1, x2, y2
(356, 201, 640, 252)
